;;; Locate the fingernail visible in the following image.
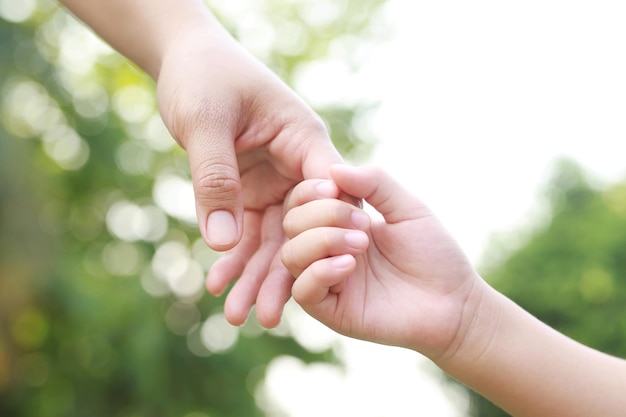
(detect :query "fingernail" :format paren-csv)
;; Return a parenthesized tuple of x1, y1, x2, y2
(351, 210, 370, 230)
(315, 180, 337, 197)
(206, 210, 238, 247)
(344, 231, 368, 249)
(332, 254, 354, 269)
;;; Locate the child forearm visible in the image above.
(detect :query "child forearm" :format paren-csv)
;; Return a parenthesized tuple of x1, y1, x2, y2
(436, 284, 626, 417)
(59, 0, 219, 79)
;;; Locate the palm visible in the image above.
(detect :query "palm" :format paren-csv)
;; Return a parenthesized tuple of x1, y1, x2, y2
(323, 217, 477, 358)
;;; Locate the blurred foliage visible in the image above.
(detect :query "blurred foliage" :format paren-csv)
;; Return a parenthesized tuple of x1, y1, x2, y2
(0, 0, 387, 416)
(209, 0, 387, 159)
(469, 159, 626, 416)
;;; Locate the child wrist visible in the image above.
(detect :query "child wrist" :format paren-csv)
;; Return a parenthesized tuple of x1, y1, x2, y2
(434, 278, 500, 370)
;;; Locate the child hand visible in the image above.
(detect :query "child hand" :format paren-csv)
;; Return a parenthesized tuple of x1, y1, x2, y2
(281, 165, 485, 359)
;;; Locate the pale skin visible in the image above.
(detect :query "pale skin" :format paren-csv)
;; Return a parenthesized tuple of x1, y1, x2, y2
(59, 0, 344, 327)
(281, 164, 626, 417)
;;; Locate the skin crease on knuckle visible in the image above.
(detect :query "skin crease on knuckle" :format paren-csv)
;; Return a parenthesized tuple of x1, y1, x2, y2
(281, 228, 344, 278)
(284, 200, 354, 238)
(280, 242, 302, 279)
(272, 119, 331, 176)
(194, 161, 242, 203)
(282, 213, 299, 239)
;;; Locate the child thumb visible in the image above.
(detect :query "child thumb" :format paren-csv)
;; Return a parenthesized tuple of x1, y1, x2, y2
(329, 164, 432, 224)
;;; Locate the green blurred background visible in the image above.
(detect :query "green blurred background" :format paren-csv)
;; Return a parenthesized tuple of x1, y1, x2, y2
(0, 0, 385, 416)
(2, 1, 626, 417)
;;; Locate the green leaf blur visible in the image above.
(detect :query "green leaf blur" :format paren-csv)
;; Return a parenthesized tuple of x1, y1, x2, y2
(469, 159, 626, 416)
(0, 1, 387, 416)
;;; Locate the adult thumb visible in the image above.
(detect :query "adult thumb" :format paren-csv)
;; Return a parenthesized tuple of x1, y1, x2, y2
(185, 128, 243, 252)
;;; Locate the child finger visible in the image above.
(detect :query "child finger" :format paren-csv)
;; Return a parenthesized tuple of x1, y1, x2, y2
(284, 179, 340, 212)
(281, 227, 368, 278)
(292, 254, 356, 306)
(283, 199, 370, 239)
(330, 164, 433, 224)
(284, 178, 361, 213)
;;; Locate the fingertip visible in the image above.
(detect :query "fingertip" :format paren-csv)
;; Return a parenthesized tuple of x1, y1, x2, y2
(292, 255, 354, 305)
(329, 163, 360, 177)
(186, 135, 243, 250)
(205, 253, 240, 296)
(222, 280, 257, 326)
(350, 210, 370, 231)
(205, 265, 224, 296)
(205, 210, 241, 251)
(328, 164, 368, 197)
(256, 308, 283, 329)
(285, 178, 341, 213)
(331, 254, 356, 270)
(223, 299, 251, 327)
(205, 272, 230, 297)
(255, 265, 293, 329)
(205, 277, 223, 297)
(344, 231, 369, 251)
(315, 180, 339, 198)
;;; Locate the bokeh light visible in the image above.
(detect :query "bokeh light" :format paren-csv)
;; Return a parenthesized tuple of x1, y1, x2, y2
(142, 114, 177, 152)
(200, 313, 239, 353)
(41, 125, 90, 170)
(1, 79, 62, 139)
(72, 83, 109, 119)
(153, 174, 197, 224)
(102, 241, 145, 276)
(106, 201, 168, 242)
(0, 0, 36, 23)
(151, 240, 205, 299)
(115, 140, 155, 175)
(112, 85, 155, 124)
(165, 301, 201, 336)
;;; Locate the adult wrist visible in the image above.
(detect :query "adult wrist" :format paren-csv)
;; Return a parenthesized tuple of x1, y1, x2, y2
(150, 9, 225, 80)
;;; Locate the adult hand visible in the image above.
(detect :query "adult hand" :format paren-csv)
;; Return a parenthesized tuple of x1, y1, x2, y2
(60, 0, 343, 327)
(157, 23, 343, 327)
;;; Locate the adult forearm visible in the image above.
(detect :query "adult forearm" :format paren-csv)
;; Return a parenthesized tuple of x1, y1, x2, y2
(438, 285, 626, 416)
(59, 0, 219, 79)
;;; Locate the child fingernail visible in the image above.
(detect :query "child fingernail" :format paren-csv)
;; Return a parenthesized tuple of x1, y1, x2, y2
(344, 231, 368, 249)
(351, 210, 370, 230)
(316, 180, 337, 197)
(332, 254, 354, 269)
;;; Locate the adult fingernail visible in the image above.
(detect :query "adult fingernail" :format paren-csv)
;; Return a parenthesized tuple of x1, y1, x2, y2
(206, 210, 238, 247)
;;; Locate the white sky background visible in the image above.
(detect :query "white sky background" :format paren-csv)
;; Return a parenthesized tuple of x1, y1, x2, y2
(264, 1, 626, 416)
(368, 0, 626, 264)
